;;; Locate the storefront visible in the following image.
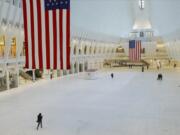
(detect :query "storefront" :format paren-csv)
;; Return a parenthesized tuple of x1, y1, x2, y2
(0, 36, 18, 58)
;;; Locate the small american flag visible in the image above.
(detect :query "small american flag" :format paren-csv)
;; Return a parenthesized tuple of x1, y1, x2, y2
(129, 40, 141, 61)
(22, 0, 70, 70)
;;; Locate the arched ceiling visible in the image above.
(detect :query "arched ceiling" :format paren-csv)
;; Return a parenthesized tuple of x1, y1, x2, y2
(0, 0, 180, 42)
(71, 0, 134, 39)
(71, 0, 180, 41)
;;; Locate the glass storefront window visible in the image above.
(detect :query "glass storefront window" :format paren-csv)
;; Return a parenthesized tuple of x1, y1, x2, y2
(0, 36, 5, 58)
(10, 37, 16, 58)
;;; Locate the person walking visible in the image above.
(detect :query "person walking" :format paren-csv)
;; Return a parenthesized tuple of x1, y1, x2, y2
(111, 73, 114, 79)
(142, 66, 144, 72)
(36, 113, 43, 130)
(147, 65, 149, 70)
(157, 73, 163, 80)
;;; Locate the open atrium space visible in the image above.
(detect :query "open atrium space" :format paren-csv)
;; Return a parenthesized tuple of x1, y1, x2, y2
(0, 0, 180, 134)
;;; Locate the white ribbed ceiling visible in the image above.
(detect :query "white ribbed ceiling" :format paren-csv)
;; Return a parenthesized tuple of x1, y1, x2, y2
(71, 0, 180, 40)
(1, 0, 180, 41)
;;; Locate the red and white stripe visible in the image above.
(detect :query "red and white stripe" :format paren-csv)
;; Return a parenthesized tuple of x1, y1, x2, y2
(129, 40, 141, 61)
(22, 0, 70, 70)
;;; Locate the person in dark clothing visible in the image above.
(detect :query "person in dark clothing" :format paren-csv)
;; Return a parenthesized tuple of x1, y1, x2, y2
(157, 73, 163, 80)
(147, 65, 149, 70)
(111, 73, 114, 79)
(36, 113, 43, 130)
(142, 66, 144, 72)
(50, 73, 53, 79)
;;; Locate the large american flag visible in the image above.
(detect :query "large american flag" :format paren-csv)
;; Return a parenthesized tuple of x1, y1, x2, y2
(129, 40, 141, 61)
(22, 0, 70, 70)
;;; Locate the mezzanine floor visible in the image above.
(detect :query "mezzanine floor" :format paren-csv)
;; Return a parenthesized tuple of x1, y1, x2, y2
(0, 69, 180, 135)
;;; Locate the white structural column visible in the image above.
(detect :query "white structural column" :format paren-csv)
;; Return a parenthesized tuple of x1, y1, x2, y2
(83, 62, 86, 71)
(60, 70, 64, 76)
(87, 62, 90, 69)
(89, 62, 93, 69)
(70, 63, 74, 74)
(76, 62, 79, 73)
(16, 68, 19, 87)
(52, 70, 56, 78)
(82, 62, 85, 72)
(0, 0, 5, 23)
(66, 70, 69, 75)
(6, 70, 9, 90)
(32, 69, 36, 82)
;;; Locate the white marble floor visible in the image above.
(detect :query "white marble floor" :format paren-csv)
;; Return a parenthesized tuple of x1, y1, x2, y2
(0, 70, 180, 135)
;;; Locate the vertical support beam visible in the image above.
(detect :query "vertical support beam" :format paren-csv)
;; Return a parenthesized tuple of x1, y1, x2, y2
(60, 70, 63, 77)
(57, 69, 61, 77)
(61, 70, 63, 77)
(53, 70, 57, 78)
(70, 64, 74, 74)
(66, 70, 69, 75)
(32, 69, 36, 82)
(77, 62, 79, 73)
(82, 63, 84, 72)
(16, 68, 19, 87)
(6, 70, 9, 90)
(83, 57, 86, 71)
(88, 62, 90, 70)
(50, 70, 53, 79)
(48, 70, 51, 79)
(41, 70, 44, 79)
(0, 0, 5, 23)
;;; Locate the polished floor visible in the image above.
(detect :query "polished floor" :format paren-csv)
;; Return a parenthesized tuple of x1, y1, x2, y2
(0, 69, 180, 135)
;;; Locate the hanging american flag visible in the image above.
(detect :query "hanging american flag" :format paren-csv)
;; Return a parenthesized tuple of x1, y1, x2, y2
(22, 0, 70, 70)
(129, 40, 141, 61)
